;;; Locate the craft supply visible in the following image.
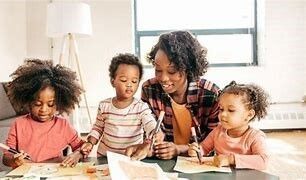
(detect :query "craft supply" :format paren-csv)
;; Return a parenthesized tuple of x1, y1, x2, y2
(191, 127, 202, 164)
(149, 111, 165, 150)
(0, 142, 31, 160)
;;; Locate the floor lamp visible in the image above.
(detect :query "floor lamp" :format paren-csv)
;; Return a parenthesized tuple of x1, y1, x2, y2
(46, 2, 93, 128)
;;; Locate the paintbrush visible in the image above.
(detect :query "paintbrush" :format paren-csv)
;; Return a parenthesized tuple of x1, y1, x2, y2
(149, 111, 165, 150)
(191, 127, 202, 164)
(0, 142, 31, 160)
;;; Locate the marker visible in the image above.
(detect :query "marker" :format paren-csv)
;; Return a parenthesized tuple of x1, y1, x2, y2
(0, 143, 31, 160)
(149, 111, 165, 150)
(191, 127, 202, 164)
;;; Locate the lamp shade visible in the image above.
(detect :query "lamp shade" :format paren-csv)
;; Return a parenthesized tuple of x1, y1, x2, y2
(46, 2, 92, 38)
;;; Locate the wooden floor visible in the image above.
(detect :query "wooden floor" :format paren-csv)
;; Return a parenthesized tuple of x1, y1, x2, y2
(264, 130, 306, 180)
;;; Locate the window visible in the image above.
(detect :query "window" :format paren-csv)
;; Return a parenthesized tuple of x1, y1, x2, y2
(134, 0, 257, 67)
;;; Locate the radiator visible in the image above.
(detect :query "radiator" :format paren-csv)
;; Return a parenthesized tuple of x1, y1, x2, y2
(252, 102, 306, 130)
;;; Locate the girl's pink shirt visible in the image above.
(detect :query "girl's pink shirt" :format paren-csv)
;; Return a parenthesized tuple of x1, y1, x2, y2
(5, 114, 83, 162)
(201, 124, 269, 170)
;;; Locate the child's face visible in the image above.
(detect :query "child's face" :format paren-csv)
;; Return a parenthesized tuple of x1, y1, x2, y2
(218, 93, 254, 130)
(154, 49, 187, 95)
(30, 86, 57, 122)
(112, 64, 140, 101)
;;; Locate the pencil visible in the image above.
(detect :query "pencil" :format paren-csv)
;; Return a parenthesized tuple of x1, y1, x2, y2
(0, 142, 31, 160)
(149, 111, 165, 150)
(191, 127, 202, 164)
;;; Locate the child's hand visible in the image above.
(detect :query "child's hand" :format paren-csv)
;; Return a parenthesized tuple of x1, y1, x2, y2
(80, 142, 93, 157)
(60, 151, 82, 167)
(188, 142, 203, 157)
(125, 143, 150, 161)
(213, 154, 235, 167)
(13, 150, 29, 167)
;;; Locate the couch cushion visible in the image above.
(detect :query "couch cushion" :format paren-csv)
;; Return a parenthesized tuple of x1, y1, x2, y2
(0, 117, 14, 171)
(0, 83, 16, 120)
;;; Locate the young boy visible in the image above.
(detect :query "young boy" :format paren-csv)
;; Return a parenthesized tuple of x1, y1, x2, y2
(81, 53, 162, 158)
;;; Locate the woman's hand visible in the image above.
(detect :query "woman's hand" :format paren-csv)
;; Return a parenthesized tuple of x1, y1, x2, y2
(126, 131, 165, 160)
(154, 141, 181, 159)
(154, 131, 165, 144)
(60, 150, 82, 167)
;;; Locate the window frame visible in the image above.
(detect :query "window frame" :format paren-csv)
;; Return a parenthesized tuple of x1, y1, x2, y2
(133, 0, 258, 68)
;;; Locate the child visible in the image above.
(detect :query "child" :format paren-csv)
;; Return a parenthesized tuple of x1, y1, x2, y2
(81, 53, 161, 159)
(3, 59, 85, 168)
(188, 81, 270, 170)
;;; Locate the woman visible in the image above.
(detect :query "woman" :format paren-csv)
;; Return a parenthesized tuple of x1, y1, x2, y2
(126, 30, 220, 160)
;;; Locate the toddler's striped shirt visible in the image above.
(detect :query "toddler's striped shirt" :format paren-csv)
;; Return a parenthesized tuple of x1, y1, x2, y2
(88, 97, 157, 156)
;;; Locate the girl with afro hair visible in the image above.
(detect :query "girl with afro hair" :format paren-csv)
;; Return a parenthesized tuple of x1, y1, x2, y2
(3, 59, 85, 168)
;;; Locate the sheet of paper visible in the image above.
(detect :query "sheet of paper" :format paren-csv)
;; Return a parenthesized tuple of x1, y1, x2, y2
(5, 162, 94, 178)
(174, 156, 231, 174)
(107, 151, 174, 180)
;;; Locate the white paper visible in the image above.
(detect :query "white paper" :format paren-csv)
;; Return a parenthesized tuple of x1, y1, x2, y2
(107, 151, 173, 180)
(174, 156, 232, 174)
(25, 164, 60, 178)
(6, 162, 94, 179)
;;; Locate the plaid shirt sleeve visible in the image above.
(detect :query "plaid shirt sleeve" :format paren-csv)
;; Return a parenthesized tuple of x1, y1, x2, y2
(196, 79, 221, 141)
(141, 78, 221, 143)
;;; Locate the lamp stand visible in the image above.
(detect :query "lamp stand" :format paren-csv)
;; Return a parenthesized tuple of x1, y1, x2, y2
(59, 33, 93, 128)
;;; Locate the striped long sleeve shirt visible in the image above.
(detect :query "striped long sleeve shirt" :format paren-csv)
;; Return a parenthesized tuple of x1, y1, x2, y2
(88, 98, 157, 156)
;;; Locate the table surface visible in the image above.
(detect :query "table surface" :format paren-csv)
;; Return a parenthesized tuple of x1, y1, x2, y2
(83, 156, 279, 180)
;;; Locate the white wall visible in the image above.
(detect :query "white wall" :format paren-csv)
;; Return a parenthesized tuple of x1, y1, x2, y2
(26, 1, 51, 59)
(53, 0, 133, 106)
(0, 2, 26, 81)
(1, 0, 306, 106)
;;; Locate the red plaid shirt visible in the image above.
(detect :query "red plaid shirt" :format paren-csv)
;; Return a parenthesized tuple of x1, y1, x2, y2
(141, 78, 220, 142)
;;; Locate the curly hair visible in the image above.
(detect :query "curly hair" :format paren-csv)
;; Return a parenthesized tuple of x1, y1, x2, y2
(221, 81, 270, 121)
(109, 53, 143, 80)
(147, 30, 208, 81)
(7, 59, 84, 114)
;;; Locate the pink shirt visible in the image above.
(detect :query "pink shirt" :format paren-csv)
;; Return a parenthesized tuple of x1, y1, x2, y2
(201, 124, 269, 170)
(5, 114, 83, 162)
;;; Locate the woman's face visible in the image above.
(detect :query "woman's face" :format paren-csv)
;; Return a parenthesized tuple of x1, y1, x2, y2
(154, 49, 187, 95)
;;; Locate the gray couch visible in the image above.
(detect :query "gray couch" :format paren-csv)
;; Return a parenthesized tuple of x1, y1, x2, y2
(0, 82, 22, 171)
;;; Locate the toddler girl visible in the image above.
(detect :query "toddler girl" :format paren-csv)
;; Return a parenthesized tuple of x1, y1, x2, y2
(189, 81, 269, 170)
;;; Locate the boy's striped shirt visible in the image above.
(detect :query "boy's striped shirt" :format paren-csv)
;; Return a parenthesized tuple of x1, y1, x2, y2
(88, 98, 156, 156)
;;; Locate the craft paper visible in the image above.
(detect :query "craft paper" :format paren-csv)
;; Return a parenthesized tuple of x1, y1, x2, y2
(174, 156, 232, 174)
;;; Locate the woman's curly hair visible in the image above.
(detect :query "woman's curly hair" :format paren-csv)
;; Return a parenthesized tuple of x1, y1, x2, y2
(7, 59, 84, 114)
(221, 81, 270, 121)
(109, 53, 143, 80)
(147, 30, 208, 81)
